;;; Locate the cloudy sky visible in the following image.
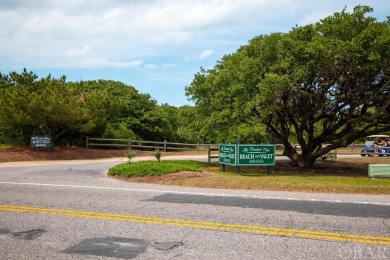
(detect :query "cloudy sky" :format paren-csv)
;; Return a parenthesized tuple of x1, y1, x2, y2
(1, 0, 389, 106)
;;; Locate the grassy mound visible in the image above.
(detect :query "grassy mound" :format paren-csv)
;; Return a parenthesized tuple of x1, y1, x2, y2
(108, 160, 209, 177)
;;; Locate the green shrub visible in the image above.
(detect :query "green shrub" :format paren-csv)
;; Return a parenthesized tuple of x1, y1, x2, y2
(124, 150, 136, 164)
(103, 122, 138, 140)
(154, 149, 162, 162)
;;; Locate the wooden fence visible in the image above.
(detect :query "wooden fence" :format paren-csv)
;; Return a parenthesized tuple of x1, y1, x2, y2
(86, 137, 364, 152)
(86, 137, 365, 161)
(86, 137, 218, 152)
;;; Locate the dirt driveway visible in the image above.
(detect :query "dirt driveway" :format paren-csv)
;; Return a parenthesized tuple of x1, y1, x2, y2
(0, 146, 154, 163)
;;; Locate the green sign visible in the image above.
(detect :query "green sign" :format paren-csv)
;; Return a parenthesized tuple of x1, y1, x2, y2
(218, 144, 236, 165)
(237, 144, 275, 166)
(31, 135, 52, 149)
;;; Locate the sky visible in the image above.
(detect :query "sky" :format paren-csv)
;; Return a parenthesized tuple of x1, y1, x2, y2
(1, 1, 389, 107)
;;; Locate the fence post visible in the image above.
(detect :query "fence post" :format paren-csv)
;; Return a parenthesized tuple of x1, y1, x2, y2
(164, 140, 167, 152)
(207, 145, 211, 164)
(197, 142, 200, 152)
(86, 136, 89, 149)
(128, 139, 131, 150)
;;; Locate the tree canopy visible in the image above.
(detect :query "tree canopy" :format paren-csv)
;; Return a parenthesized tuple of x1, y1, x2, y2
(186, 6, 390, 167)
(0, 69, 181, 145)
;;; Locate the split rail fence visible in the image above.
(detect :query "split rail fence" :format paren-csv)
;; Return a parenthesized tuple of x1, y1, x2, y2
(86, 137, 220, 151)
(86, 137, 364, 162)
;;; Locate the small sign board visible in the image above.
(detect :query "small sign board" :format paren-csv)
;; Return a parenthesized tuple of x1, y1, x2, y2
(31, 135, 52, 152)
(237, 144, 275, 166)
(218, 144, 236, 165)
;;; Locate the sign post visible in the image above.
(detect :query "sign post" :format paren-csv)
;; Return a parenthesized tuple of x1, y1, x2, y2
(267, 137, 273, 176)
(236, 138, 240, 174)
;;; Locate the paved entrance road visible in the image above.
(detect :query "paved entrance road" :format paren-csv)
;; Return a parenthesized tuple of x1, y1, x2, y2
(0, 155, 389, 259)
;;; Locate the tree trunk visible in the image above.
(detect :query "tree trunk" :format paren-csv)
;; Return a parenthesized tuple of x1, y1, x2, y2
(282, 141, 322, 168)
(282, 142, 301, 166)
(302, 153, 317, 168)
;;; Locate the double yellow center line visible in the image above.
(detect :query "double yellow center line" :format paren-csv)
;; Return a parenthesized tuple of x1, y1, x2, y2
(1, 204, 389, 246)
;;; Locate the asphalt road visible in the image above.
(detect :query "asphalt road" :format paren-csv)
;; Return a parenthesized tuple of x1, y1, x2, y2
(0, 155, 389, 259)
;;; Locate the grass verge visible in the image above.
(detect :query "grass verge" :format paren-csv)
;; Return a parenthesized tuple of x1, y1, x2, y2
(108, 160, 209, 177)
(170, 168, 390, 194)
(108, 159, 390, 194)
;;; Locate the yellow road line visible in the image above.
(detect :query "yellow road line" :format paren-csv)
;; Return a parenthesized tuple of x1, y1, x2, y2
(1, 204, 389, 245)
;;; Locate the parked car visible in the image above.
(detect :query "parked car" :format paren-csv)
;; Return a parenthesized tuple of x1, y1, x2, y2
(361, 135, 390, 156)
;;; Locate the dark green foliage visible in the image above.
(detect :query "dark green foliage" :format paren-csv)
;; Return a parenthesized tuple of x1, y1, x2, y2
(186, 6, 390, 167)
(0, 70, 182, 145)
(0, 71, 120, 145)
(104, 122, 138, 140)
(140, 104, 179, 141)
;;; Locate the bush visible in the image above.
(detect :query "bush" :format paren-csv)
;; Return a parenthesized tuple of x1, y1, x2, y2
(124, 150, 136, 164)
(103, 122, 138, 140)
(154, 149, 162, 162)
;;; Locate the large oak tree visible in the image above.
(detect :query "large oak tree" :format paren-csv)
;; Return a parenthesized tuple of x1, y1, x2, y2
(186, 6, 390, 167)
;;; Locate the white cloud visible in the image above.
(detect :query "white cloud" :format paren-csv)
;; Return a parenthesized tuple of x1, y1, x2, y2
(145, 64, 157, 69)
(65, 46, 91, 57)
(144, 63, 176, 69)
(184, 49, 214, 61)
(144, 1, 234, 31)
(199, 50, 214, 59)
(103, 8, 123, 21)
(1, 1, 274, 55)
(77, 58, 143, 68)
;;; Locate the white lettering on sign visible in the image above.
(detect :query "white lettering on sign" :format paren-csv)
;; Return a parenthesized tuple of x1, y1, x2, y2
(250, 160, 264, 164)
(240, 154, 254, 160)
(255, 154, 273, 159)
(221, 147, 234, 152)
(221, 153, 236, 159)
(250, 147, 268, 152)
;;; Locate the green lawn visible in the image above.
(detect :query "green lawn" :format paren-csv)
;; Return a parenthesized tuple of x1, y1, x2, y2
(108, 159, 390, 194)
(171, 170, 390, 194)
